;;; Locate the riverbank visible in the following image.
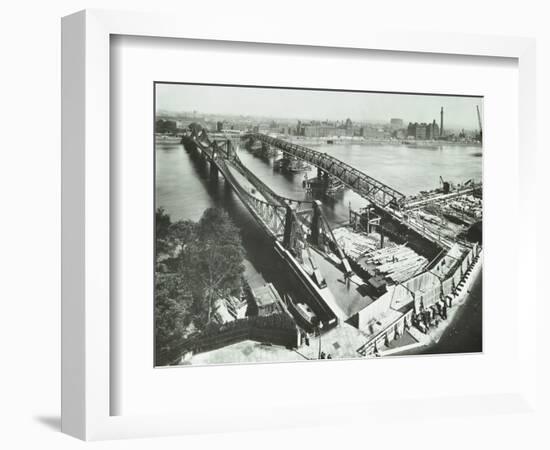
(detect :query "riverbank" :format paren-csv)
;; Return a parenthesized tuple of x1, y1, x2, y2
(285, 136, 482, 148)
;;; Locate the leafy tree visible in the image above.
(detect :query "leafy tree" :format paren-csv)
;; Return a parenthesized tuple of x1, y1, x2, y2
(168, 220, 196, 254)
(182, 208, 245, 323)
(156, 207, 171, 240)
(156, 119, 177, 134)
(154, 273, 194, 365)
(154, 207, 245, 363)
(155, 207, 172, 256)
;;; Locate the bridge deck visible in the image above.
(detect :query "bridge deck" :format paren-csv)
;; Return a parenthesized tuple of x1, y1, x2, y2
(219, 155, 370, 321)
(223, 162, 369, 320)
(245, 133, 406, 209)
(244, 133, 464, 251)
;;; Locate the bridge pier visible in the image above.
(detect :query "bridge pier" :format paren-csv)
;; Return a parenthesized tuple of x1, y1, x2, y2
(310, 200, 323, 246)
(210, 143, 219, 180)
(283, 204, 297, 251)
(316, 168, 330, 187)
(226, 139, 234, 159)
(195, 153, 207, 170)
(209, 162, 218, 179)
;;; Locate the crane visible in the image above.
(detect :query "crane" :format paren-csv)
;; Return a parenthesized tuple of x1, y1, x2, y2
(476, 105, 483, 143)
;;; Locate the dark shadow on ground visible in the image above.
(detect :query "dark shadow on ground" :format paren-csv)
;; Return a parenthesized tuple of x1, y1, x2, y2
(34, 415, 61, 431)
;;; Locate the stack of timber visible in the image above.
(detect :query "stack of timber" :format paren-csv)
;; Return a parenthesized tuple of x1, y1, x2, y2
(359, 244, 428, 284)
(332, 227, 386, 261)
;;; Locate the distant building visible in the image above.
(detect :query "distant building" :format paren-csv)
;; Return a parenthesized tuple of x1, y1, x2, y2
(427, 120, 440, 140)
(216, 121, 224, 132)
(303, 125, 339, 137)
(296, 120, 303, 136)
(407, 120, 440, 140)
(416, 123, 427, 140)
(390, 118, 404, 129)
(362, 126, 387, 139)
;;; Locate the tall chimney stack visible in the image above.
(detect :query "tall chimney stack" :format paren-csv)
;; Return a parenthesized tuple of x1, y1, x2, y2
(440, 107, 444, 138)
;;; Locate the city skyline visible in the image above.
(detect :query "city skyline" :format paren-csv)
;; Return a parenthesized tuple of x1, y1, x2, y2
(156, 83, 483, 130)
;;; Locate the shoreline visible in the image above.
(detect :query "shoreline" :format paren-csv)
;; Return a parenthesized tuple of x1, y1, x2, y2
(285, 137, 482, 148)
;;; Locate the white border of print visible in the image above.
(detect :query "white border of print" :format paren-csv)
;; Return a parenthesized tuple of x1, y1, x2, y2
(61, 9, 537, 441)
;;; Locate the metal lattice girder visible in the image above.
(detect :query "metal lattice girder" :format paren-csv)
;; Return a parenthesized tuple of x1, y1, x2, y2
(189, 132, 346, 263)
(245, 133, 406, 208)
(218, 161, 287, 238)
(248, 195, 286, 238)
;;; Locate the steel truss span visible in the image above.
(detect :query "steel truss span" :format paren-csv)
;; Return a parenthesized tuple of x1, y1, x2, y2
(244, 133, 407, 209)
(182, 128, 349, 273)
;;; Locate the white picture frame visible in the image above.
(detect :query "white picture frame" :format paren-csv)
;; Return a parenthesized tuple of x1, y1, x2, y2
(61, 9, 537, 441)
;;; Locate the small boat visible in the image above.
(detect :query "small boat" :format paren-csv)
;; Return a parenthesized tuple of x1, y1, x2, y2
(286, 159, 311, 173)
(249, 142, 263, 153)
(273, 158, 287, 170)
(284, 294, 317, 330)
(303, 175, 345, 196)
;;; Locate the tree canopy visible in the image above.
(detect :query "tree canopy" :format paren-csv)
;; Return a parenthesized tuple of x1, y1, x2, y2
(155, 208, 172, 257)
(181, 208, 245, 323)
(155, 207, 245, 364)
(156, 119, 178, 134)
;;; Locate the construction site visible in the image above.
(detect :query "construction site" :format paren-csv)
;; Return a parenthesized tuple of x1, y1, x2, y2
(186, 183, 482, 365)
(175, 116, 483, 365)
(155, 93, 483, 364)
(328, 178, 483, 357)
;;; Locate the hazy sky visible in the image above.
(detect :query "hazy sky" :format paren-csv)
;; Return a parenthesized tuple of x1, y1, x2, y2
(156, 83, 483, 130)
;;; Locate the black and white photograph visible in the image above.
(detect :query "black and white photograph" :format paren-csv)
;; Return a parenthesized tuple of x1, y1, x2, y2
(1, 0, 547, 446)
(154, 83, 483, 367)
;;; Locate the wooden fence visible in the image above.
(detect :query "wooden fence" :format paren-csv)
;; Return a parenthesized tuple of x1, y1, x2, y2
(157, 313, 299, 366)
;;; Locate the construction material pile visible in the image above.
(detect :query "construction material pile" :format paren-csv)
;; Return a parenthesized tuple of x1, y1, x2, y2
(406, 209, 462, 247)
(332, 227, 386, 261)
(358, 244, 428, 285)
(441, 194, 482, 224)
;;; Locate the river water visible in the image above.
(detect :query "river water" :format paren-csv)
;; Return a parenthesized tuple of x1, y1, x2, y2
(155, 140, 483, 353)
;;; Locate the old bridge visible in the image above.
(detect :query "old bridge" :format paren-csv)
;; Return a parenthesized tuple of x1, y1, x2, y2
(243, 133, 407, 210)
(180, 125, 465, 330)
(243, 132, 465, 250)
(181, 126, 369, 326)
